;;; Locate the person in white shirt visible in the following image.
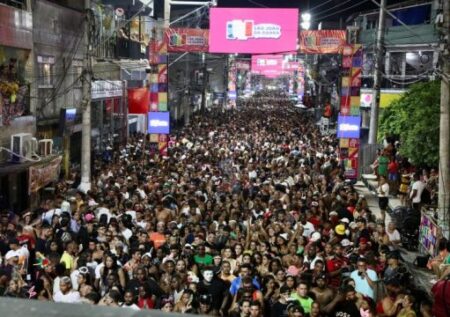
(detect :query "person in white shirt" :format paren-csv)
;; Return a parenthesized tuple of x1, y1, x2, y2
(386, 222, 402, 250)
(377, 175, 390, 224)
(53, 276, 81, 304)
(295, 214, 315, 238)
(410, 173, 426, 212)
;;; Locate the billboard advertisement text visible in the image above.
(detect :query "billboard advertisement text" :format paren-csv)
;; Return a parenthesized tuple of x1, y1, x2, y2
(148, 112, 170, 134)
(209, 8, 298, 54)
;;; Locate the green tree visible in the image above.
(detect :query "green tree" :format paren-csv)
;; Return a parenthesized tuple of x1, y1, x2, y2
(378, 80, 440, 167)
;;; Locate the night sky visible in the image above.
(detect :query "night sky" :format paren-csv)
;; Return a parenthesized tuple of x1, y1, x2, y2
(217, 0, 406, 21)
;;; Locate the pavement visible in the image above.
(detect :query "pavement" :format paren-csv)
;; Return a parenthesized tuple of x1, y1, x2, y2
(356, 176, 435, 296)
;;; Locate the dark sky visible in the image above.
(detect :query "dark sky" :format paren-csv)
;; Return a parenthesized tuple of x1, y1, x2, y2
(217, 0, 405, 22)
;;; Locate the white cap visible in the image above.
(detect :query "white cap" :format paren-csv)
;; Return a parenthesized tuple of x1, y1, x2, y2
(340, 218, 350, 224)
(310, 232, 321, 242)
(5, 250, 19, 261)
(341, 239, 353, 247)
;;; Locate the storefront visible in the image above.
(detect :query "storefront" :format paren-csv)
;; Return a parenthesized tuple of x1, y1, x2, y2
(91, 80, 127, 151)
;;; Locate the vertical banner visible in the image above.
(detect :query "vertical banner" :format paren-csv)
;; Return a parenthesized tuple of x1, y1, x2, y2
(296, 60, 305, 103)
(339, 138, 360, 179)
(236, 60, 251, 98)
(149, 35, 169, 157)
(339, 44, 362, 179)
(227, 59, 237, 109)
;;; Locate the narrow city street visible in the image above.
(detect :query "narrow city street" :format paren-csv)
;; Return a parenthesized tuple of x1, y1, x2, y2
(1, 1, 450, 317)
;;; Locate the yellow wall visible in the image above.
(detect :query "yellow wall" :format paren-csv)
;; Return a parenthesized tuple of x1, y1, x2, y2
(380, 92, 404, 108)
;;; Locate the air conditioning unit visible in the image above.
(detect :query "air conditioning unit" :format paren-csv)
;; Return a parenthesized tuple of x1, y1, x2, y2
(39, 139, 53, 157)
(10, 133, 37, 162)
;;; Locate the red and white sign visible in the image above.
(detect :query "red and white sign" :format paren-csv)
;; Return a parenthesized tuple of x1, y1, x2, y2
(299, 30, 347, 54)
(165, 28, 209, 53)
(209, 8, 299, 54)
(251, 54, 283, 77)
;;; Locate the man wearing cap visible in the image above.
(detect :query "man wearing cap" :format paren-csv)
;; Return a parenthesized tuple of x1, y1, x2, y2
(0, 250, 19, 280)
(311, 274, 334, 308)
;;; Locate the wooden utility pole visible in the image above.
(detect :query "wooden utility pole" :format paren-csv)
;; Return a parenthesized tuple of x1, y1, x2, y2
(368, 0, 386, 144)
(438, 0, 450, 236)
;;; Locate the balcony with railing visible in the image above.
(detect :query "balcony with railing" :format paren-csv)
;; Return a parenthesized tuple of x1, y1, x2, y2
(356, 2, 439, 46)
(92, 4, 153, 61)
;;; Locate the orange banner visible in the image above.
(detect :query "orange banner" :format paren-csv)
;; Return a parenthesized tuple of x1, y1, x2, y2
(299, 30, 346, 54)
(165, 28, 209, 53)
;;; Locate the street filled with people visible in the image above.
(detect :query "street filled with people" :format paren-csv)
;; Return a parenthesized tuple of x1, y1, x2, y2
(0, 95, 441, 316)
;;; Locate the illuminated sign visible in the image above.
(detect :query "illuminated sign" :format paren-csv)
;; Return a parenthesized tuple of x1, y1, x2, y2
(337, 115, 361, 139)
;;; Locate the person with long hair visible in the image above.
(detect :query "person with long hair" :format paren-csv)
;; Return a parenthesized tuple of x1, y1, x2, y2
(99, 254, 126, 290)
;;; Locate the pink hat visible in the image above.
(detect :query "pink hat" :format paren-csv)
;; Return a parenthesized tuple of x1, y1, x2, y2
(85, 213, 95, 223)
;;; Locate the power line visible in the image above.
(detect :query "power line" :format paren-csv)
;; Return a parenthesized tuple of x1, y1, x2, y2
(313, 0, 353, 17)
(309, 0, 334, 13)
(245, 0, 269, 8)
(316, 0, 370, 20)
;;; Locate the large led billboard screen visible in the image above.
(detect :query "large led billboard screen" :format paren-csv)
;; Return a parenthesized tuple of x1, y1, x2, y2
(209, 8, 299, 54)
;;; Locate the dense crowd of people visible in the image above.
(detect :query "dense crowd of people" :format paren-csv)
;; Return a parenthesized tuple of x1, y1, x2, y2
(0, 98, 439, 316)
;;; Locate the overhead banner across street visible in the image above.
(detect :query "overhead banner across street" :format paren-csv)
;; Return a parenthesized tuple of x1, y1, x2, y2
(299, 30, 347, 54)
(209, 8, 299, 54)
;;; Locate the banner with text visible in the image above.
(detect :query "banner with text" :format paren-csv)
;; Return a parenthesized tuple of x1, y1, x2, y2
(29, 156, 62, 194)
(165, 28, 209, 53)
(299, 30, 346, 54)
(209, 8, 299, 54)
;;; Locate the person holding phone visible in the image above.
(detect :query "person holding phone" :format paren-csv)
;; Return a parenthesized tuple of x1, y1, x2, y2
(350, 258, 378, 300)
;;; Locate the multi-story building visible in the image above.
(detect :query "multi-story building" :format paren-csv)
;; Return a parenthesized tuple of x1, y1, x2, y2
(0, 0, 155, 213)
(0, 0, 36, 211)
(348, 0, 440, 90)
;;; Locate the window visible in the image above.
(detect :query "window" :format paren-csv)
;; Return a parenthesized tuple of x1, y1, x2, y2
(37, 56, 55, 87)
(0, 0, 27, 10)
(390, 52, 404, 76)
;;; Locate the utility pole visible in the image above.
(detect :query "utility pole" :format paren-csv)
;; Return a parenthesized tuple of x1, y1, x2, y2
(438, 0, 450, 236)
(79, 0, 93, 193)
(368, 0, 386, 144)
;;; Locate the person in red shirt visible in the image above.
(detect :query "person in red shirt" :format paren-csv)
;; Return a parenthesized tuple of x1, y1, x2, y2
(431, 278, 450, 317)
(326, 244, 350, 289)
(388, 158, 399, 195)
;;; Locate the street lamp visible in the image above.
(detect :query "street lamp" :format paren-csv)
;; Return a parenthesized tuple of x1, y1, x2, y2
(301, 12, 311, 30)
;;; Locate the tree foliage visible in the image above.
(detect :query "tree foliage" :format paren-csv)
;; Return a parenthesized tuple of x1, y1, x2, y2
(378, 81, 441, 167)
